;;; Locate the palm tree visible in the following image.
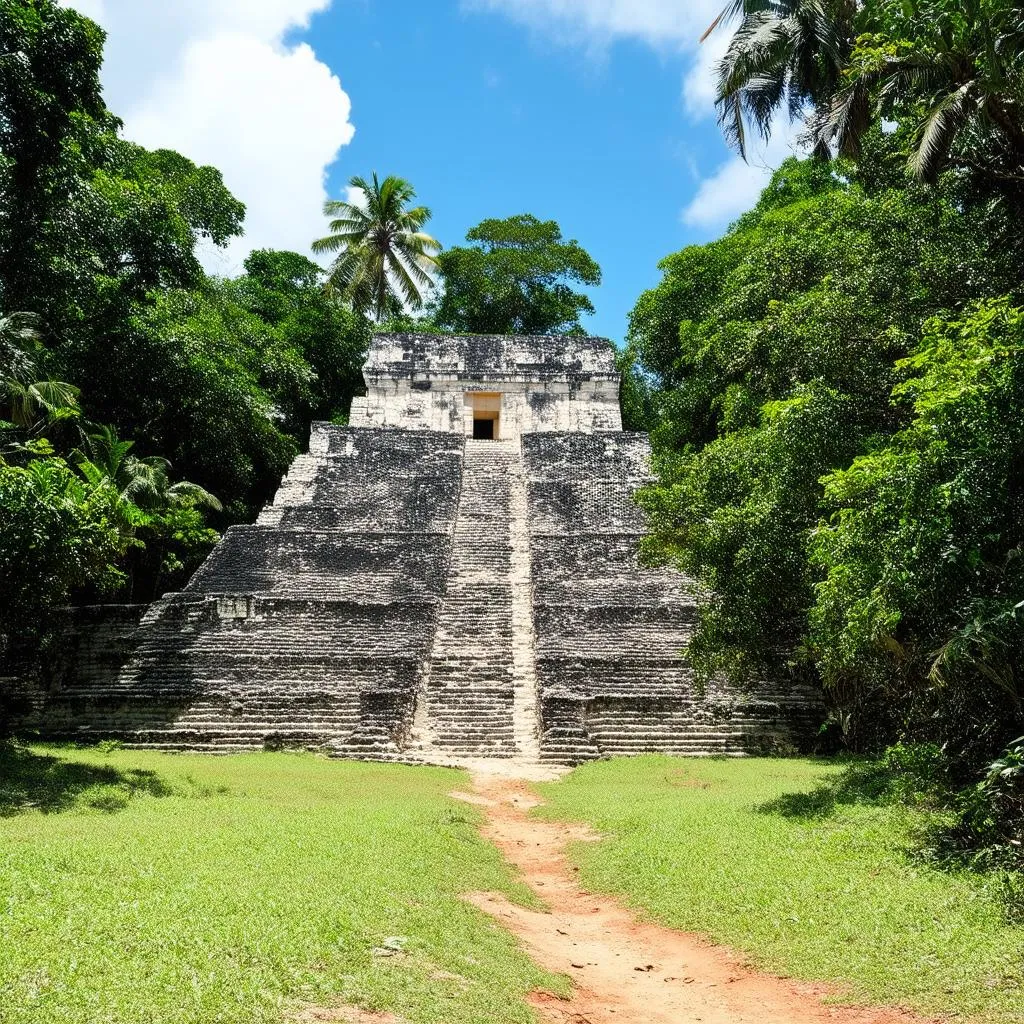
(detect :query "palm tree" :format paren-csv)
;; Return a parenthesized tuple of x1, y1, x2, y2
(74, 425, 222, 515)
(0, 310, 79, 433)
(312, 173, 441, 321)
(702, 0, 856, 159)
(816, 2, 1024, 183)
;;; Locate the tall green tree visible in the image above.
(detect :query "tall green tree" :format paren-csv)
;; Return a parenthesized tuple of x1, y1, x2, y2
(0, 0, 106, 312)
(312, 173, 440, 322)
(433, 214, 601, 335)
(633, 153, 1016, 701)
(810, 298, 1024, 760)
(97, 285, 300, 519)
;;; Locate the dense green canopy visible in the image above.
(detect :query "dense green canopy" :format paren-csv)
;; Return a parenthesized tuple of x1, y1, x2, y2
(433, 214, 601, 336)
(0, 0, 370, 645)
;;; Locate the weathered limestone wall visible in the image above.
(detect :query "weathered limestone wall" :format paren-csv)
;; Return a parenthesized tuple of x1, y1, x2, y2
(349, 333, 622, 441)
(10, 427, 465, 752)
(350, 379, 622, 442)
(523, 433, 822, 761)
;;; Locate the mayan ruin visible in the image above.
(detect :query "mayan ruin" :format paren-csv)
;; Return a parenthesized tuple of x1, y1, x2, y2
(9, 333, 818, 762)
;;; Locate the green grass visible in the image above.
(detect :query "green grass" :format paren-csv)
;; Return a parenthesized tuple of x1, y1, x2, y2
(537, 756, 1024, 1023)
(6, 748, 1022, 1024)
(0, 745, 559, 1024)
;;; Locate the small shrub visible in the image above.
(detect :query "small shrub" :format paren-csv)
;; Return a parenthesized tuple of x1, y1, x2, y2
(983, 736, 1024, 825)
(920, 738, 1024, 872)
(835, 742, 951, 806)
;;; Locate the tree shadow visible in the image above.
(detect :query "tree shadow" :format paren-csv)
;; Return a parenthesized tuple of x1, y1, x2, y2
(755, 759, 888, 820)
(0, 743, 173, 817)
(757, 785, 840, 819)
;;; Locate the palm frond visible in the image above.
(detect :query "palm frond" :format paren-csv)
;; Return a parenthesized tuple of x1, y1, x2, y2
(715, 12, 798, 154)
(818, 72, 877, 158)
(31, 380, 81, 414)
(165, 480, 223, 512)
(700, 0, 770, 44)
(392, 244, 437, 292)
(3, 378, 80, 429)
(0, 311, 43, 346)
(910, 83, 974, 182)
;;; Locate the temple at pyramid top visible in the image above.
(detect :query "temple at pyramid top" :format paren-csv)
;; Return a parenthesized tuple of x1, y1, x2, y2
(349, 332, 623, 441)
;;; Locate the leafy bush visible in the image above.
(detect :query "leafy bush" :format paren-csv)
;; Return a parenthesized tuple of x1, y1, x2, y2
(843, 742, 955, 800)
(0, 458, 128, 649)
(925, 738, 1024, 872)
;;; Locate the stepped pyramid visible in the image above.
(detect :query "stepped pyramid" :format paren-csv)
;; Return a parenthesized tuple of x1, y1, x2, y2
(10, 333, 820, 762)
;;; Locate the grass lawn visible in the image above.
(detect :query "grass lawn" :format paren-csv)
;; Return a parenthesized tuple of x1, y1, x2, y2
(0, 745, 559, 1024)
(537, 756, 1024, 1024)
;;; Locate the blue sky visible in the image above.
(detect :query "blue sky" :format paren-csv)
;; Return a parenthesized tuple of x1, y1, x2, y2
(70, 0, 797, 345)
(310, 3, 727, 343)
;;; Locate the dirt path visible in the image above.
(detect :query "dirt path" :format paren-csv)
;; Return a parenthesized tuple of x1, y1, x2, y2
(453, 773, 938, 1024)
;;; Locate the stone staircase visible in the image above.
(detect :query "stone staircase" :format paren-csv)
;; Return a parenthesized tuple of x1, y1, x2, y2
(416, 441, 541, 759)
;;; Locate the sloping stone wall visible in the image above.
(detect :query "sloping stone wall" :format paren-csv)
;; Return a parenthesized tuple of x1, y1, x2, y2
(523, 432, 823, 761)
(9, 427, 465, 753)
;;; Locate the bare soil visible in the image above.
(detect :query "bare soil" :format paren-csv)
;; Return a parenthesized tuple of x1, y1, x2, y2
(455, 773, 942, 1024)
(292, 1009, 406, 1023)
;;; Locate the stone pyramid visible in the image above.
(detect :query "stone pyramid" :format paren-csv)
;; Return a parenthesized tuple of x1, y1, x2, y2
(10, 334, 820, 762)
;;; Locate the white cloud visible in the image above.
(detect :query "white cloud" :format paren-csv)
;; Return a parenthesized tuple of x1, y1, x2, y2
(467, 0, 719, 50)
(62, 0, 354, 273)
(682, 122, 802, 231)
(683, 25, 729, 116)
(470, 0, 802, 231)
(468, 0, 723, 110)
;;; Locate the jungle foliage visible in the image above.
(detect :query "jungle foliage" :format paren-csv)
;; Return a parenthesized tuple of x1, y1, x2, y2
(0, 0, 370, 652)
(638, 0, 1024, 858)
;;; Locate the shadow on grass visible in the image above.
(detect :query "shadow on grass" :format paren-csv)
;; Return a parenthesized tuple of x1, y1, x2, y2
(755, 760, 890, 820)
(758, 785, 842, 819)
(0, 743, 173, 817)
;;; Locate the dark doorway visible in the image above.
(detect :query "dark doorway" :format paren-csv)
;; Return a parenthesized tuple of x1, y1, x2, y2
(473, 418, 495, 440)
